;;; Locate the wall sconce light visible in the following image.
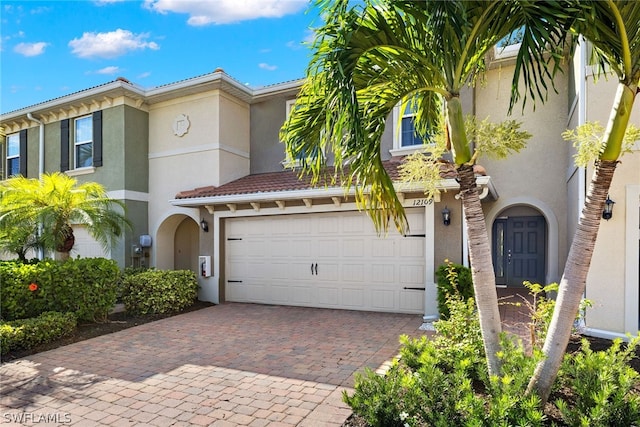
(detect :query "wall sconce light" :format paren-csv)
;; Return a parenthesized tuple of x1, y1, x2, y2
(602, 195, 615, 220)
(200, 218, 209, 232)
(442, 206, 451, 226)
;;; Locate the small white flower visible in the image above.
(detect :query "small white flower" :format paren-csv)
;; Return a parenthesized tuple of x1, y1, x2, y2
(399, 411, 409, 421)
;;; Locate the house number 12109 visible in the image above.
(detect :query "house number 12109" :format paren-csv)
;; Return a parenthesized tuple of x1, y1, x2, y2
(412, 199, 433, 206)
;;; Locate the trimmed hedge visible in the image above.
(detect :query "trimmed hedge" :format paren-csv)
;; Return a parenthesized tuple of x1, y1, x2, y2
(0, 258, 120, 322)
(435, 260, 474, 319)
(121, 269, 198, 315)
(0, 311, 77, 356)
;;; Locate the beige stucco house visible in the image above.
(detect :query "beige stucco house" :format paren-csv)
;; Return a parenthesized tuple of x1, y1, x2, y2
(1, 43, 638, 339)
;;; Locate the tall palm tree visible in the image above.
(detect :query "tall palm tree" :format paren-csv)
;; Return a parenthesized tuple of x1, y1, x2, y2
(281, 0, 570, 377)
(527, 0, 640, 403)
(0, 172, 131, 260)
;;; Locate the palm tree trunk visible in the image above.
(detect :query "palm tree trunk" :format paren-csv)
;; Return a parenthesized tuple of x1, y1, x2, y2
(527, 159, 618, 403)
(458, 164, 503, 377)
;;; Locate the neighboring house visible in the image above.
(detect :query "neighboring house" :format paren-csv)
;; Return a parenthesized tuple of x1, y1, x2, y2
(1, 44, 638, 339)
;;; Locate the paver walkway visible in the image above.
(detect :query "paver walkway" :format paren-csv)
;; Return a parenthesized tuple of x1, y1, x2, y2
(1, 303, 429, 426)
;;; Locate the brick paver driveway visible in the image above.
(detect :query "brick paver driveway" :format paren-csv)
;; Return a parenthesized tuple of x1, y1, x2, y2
(1, 303, 429, 426)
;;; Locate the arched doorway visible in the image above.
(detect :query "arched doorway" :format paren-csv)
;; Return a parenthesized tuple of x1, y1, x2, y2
(174, 217, 199, 273)
(492, 206, 547, 287)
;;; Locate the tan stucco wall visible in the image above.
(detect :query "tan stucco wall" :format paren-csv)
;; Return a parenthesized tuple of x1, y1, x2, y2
(583, 76, 640, 333)
(475, 64, 570, 284)
(148, 89, 250, 269)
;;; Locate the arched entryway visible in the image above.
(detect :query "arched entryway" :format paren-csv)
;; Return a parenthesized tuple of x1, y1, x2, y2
(174, 217, 199, 272)
(492, 205, 547, 287)
(154, 213, 199, 275)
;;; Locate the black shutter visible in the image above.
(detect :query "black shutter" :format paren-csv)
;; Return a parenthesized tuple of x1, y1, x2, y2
(60, 119, 70, 172)
(93, 110, 103, 167)
(19, 129, 27, 177)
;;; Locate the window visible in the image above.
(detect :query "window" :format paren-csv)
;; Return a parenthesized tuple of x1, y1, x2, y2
(494, 27, 523, 59)
(282, 99, 324, 168)
(6, 133, 20, 177)
(74, 115, 93, 168)
(391, 102, 430, 156)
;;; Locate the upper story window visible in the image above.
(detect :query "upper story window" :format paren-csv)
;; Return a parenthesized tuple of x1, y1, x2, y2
(282, 99, 325, 168)
(6, 133, 20, 178)
(494, 27, 523, 59)
(74, 115, 93, 168)
(391, 102, 430, 156)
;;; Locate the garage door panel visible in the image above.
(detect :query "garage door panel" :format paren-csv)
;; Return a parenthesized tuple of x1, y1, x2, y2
(371, 264, 395, 283)
(342, 263, 365, 282)
(343, 239, 364, 257)
(316, 286, 339, 305)
(289, 239, 312, 258)
(400, 265, 425, 285)
(291, 285, 313, 304)
(400, 290, 424, 312)
(371, 289, 395, 310)
(225, 209, 425, 314)
(342, 287, 365, 308)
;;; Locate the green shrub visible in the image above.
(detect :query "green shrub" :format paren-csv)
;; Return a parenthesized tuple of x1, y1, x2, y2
(435, 260, 474, 319)
(120, 269, 198, 315)
(0, 311, 76, 355)
(556, 336, 640, 427)
(0, 258, 120, 322)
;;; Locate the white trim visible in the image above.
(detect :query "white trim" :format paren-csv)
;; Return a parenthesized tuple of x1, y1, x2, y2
(494, 42, 521, 60)
(424, 203, 438, 321)
(107, 190, 150, 202)
(148, 143, 250, 160)
(624, 184, 640, 334)
(390, 103, 432, 156)
(584, 328, 632, 342)
(65, 166, 96, 177)
(485, 196, 560, 285)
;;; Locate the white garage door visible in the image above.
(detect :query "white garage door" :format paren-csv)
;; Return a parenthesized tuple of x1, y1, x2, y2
(225, 208, 425, 314)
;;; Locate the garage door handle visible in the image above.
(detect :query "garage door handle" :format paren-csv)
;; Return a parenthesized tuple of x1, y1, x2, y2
(314, 263, 318, 275)
(311, 263, 318, 275)
(228, 280, 242, 283)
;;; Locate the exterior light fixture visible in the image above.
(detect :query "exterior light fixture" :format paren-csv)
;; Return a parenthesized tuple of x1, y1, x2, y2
(200, 218, 209, 232)
(442, 206, 451, 226)
(602, 195, 615, 221)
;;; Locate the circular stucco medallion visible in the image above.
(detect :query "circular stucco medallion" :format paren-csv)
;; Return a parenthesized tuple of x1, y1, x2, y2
(172, 114, 190, 137)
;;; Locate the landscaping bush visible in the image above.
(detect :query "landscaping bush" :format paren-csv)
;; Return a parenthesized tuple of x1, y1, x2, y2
(120, 269, 198, 315)
(555, 336, 640, 426)
(343, 287, 640, 426)
(435, 260, 474, 319)
(0, 311, 76, 356)
(0, 258, 120, 322)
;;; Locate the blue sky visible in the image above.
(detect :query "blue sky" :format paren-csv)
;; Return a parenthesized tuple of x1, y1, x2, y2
(1, 0, 322, 113)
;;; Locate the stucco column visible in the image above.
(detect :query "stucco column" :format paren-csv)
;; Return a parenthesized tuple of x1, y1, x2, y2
(424, 202, 438, 321)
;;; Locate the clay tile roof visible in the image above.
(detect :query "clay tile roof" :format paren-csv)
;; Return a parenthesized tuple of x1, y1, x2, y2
(175, 158, 405, 200)
(174, 157, 486, 200)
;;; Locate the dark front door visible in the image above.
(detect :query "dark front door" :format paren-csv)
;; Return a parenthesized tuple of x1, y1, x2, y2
(493, 216, 546, 287)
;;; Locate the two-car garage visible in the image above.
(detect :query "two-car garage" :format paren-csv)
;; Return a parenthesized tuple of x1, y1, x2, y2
(224, 208, 427, 314)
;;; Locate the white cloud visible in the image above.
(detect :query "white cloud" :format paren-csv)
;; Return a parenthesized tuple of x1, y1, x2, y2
(144, 0, 308, 25)
(69, 29, 159, 59)
(259, 62, 277, 71)
(138, 71, 151, 79)
(96, 66, 121, 74)
(14, 41, 48, 57)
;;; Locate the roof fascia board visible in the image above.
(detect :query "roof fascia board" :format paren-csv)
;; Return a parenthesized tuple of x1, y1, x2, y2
(1, 80, 146, 121)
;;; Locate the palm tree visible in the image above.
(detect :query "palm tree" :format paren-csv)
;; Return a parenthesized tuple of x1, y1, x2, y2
(527, 0, 640, 403)
(281, 0, 570, 377)
(0, 172, 131, 260)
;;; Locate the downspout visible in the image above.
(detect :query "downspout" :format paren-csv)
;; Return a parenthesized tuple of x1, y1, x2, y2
(26, 113, 45, 260)
(578, 36, 587, 217)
